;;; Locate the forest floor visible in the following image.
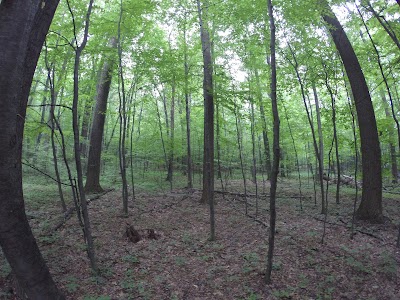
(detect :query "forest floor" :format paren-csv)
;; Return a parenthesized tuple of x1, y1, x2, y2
(1, 178, 400, 299)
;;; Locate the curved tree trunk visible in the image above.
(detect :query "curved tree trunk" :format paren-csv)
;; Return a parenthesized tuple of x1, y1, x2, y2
(321, 1, 383, 222)
(0, 1, 65, 298)
(85, 37, 117, 193)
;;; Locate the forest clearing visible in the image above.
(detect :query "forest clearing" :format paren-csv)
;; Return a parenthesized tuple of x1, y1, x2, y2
(1, 0, 400, 299)
(1, 175, 399, 299)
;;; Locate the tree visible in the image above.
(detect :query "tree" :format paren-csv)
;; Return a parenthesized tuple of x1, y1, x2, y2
(265, 0, 280, 284)
(85, 37, 117, 193)
(197, 0, 215, 240)
(0, 1, 65, 298)
(321, 0, 383, 222)
(69, 0, 98, 272)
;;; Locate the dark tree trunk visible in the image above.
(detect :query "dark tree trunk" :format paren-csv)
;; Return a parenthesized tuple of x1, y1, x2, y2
(0, 1, 65, 298)
(255, 69, 272, 179)
(70, 0, 98, 272)
(313, 83, 324, 178)
(183, 15, 193, 189)
(265, 0, 280, 284)
(381, 90, 399, 183)
(85, 37, 117, 193)
(117, 0, 129, 215)
(321, 63, 341, 204)
(321, 1, 383, 222)
(166, 81, 176, 186)
(233, 97, 248, 215)
(197, 0, 215, 240)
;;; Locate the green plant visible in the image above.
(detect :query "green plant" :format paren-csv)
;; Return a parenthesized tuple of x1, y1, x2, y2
(181, 233, 193, 244)
(242, 252, 260, 273)
(379, 251, 397, 278)
(246, 292, 260, 300)
(83, 296, 111, 300)
(345, 256, 371, 274)
(122, 254, 140, 264)
(65, 276, 79, 293)
(38, 233, 60, 245)
(272, 260, 283, 271)
(298, 273, 309, 289)
(272, 287, 296, 299)
(121, 278, 135, 292)
(175, 256, 186, 266)
(0, 259, 11, 277)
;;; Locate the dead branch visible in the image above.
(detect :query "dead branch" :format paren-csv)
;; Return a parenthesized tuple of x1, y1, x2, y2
(53, 188, 114, 231)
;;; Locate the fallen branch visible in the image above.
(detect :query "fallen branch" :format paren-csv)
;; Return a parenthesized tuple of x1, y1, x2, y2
(53, 188, 114, 231)
(323, 174, 362, 189)
(313, 217, 383, 241)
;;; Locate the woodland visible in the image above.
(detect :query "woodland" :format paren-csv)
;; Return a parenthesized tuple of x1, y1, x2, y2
(0, 0, 400, 299)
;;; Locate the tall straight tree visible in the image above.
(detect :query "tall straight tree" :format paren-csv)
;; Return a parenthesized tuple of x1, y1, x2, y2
(265, 0, 280, 284)
(183, 14, 193, 189)
(321, 1, 383, 222)
(85, 37, 117, 193)
(0, 1, 65, 298)
(197, 0, 215, 240)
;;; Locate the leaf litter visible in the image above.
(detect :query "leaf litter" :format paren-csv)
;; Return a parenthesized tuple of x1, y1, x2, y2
(0, 183, 399, 299)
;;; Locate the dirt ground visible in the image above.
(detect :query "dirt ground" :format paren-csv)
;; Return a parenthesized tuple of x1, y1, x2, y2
(1, 180, 399, 299)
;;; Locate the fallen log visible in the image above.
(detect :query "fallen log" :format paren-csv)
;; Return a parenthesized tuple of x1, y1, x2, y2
(323, 174, 362, 189)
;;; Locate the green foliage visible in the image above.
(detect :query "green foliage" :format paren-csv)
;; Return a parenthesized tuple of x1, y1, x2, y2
(83, 296, 111, 300)
(242, 252, 260, 273)
(272, 287, 296, 299)
(379, 251, 398, 279)
(122, 254, 140, 264)
(65, 276, 80, 293)
(174, 256, 186, 266)
(344, 256, 371, 274)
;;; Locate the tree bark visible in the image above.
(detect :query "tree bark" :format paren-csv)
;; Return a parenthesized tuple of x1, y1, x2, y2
(183, 17, 193, 188)
(0, 1, 65, 298)
(380, 90, 399, 183)
(85, 37, 117, 193)
(255, 69, 272, 179)
(321, 1, 383, 222)
(70, 0, 98, 272)
(265, 0, 280, 284)
(197, 0, 215, 240)
(313, 83, 324, 178)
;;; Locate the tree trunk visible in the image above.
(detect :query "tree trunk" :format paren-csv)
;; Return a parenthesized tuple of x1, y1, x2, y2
(321, 1, 383, 222)
(70, 0, 98, 272)
(287, 44, 325, 214)
(0, 1, 65, 298)
(183, 18, 193, 189)
(197, 0, 215, 241)
(357, 3, 400, 184)
(265, 0, 280, 284)
(255, 69, 272, 179)
(166, 81, 176, 186)
(321, 63, 341, 204)
(85, 37, 117, 193)
(381, 90, 399, 183)
(117, 0, 129, 215)
(313, 83, 324, 178)
(233, 97, 248, 215)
